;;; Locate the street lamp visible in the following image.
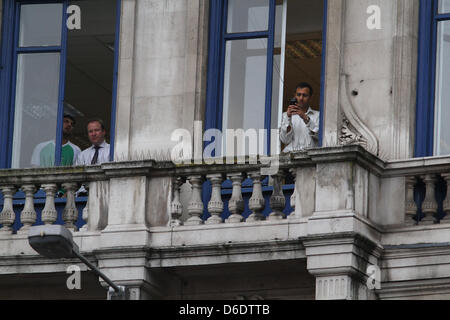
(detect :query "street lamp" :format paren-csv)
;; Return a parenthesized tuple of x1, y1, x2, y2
(28, 224, 127, 300)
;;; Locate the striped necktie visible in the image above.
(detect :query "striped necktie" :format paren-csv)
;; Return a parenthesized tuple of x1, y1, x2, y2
(91, 146, 101, 165)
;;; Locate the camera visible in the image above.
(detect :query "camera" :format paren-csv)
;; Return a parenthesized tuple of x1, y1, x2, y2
(289, 98, 297, 106)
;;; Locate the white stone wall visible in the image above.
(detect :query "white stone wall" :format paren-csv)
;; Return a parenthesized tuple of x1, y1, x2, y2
(114, 0, 209, 161)
(323, 0, 419, 160)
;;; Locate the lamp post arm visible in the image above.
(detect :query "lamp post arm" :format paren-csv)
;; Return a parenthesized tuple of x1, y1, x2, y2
(71, 249, 121, 293)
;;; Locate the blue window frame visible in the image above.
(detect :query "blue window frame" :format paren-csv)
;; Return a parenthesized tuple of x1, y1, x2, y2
(0, 0, 121, 168)
(205, 0, 328, 155)
(416, 0, 450, 157)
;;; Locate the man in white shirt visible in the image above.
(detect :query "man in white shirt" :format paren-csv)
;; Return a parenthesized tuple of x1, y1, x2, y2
(279, 83, 320, 152)
(75, 119, 110, 165)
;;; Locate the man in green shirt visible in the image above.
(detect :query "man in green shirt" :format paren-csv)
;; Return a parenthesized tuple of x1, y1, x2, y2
(31, 115, 81, 167)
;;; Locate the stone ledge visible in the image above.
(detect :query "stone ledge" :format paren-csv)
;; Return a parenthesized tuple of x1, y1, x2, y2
(147, 239, 306, 268)
(381, 224, 450, 246)
(378, 278, 450, 300)
(149, 219, 308, 247)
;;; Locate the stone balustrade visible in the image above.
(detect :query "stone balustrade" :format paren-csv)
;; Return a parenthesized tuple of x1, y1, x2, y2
(170, 167, 295, 226)
(0, 166, 107, 234)
(404, 173, 450, 226)
(169, 162, 299, 226)
(0, 182, 87, 234)
(3, 146, 450, 235)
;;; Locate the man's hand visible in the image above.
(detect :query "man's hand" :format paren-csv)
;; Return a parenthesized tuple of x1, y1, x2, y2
(287, 105, 310, 123)
(287, 104, 298, 117)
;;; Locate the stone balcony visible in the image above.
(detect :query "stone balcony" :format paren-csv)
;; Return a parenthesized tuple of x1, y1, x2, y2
(2, 145, 450, 299)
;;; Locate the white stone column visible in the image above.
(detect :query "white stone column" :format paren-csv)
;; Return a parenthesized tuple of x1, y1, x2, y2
(268, 172, 286, 221)
(0, 186, 17, 232)
(247, 171, 265, 222)
(226, 173, 245, 224)
(170, 177, 184, 227)
(19, 184, 37, 232)
(315, 275, 376, 300)
(325, 0, 419, 160)
(41, 184, 58, 225)
(405, 176, 418, 225)
(114, 0, 209, 160)
(305, 234, 381, 300)
(206, 174, 224, 225)
(316, 275, 352, 300)
(185, 176, 205, 226)
(62, 182, 79, 231)
(421, 175, 437, 225)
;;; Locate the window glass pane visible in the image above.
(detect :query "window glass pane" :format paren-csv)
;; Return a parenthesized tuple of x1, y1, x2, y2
(64, 0, 116, 150)
(227, 0, 269, 33)
(222, 39, 267, 156)
(19, 4, 63, 47)
(439, 0, 450, 13)
(434, 21, 450, 156)
(12, 53, 60, 168)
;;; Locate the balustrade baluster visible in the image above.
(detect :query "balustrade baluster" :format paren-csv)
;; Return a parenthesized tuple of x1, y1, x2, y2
(288, 169, 299, 219)
(421, 174, 438, 225)
(185, 176, 205, 226)
(206, 174, 224, 225)
(247, 171, 265, 222)
(405, 176, 418, 225)
(62, 182, 79, 230)
(268, 172, 286, 221)
(19, 185, 37, 232)
(442, 174, 450, 223)
(79, 184, 90, 231)
(170, 177, 185, 227)
(226, 173, 245, 223)
(41, 184, 58, 225)
(0, 186, 17, 232)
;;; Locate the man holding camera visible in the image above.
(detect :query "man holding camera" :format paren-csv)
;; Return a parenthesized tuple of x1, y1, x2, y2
(279, 82, 320, 152)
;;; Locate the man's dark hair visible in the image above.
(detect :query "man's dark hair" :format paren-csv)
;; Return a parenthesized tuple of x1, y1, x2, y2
(296, 82, 313, 96)
(87, 118, 106, 131)
(64, 114, 76, 125)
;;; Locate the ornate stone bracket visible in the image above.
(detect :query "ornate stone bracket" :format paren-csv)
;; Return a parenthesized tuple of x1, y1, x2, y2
(339, 74, 379, 156)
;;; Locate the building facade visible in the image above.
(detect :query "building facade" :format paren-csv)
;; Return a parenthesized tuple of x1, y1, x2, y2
(0, 0, 450, 300)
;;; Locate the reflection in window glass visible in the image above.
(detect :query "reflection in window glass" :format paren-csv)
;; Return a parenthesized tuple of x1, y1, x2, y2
(434, 21, 450, 156)
(439, 0, 450, 13)
(223, 39, 268, 131)
(222, 39, 267, 156)
(227, 0, 269, 33)
(12, 53, 60, 168)
(19, 4, 63, 47)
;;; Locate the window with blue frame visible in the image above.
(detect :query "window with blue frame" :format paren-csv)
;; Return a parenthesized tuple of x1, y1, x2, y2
(0, 0, 120, 169)
(205, 0, 327, 156)
(416, 0, 450, 157)
(202, 0, 327, 221)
